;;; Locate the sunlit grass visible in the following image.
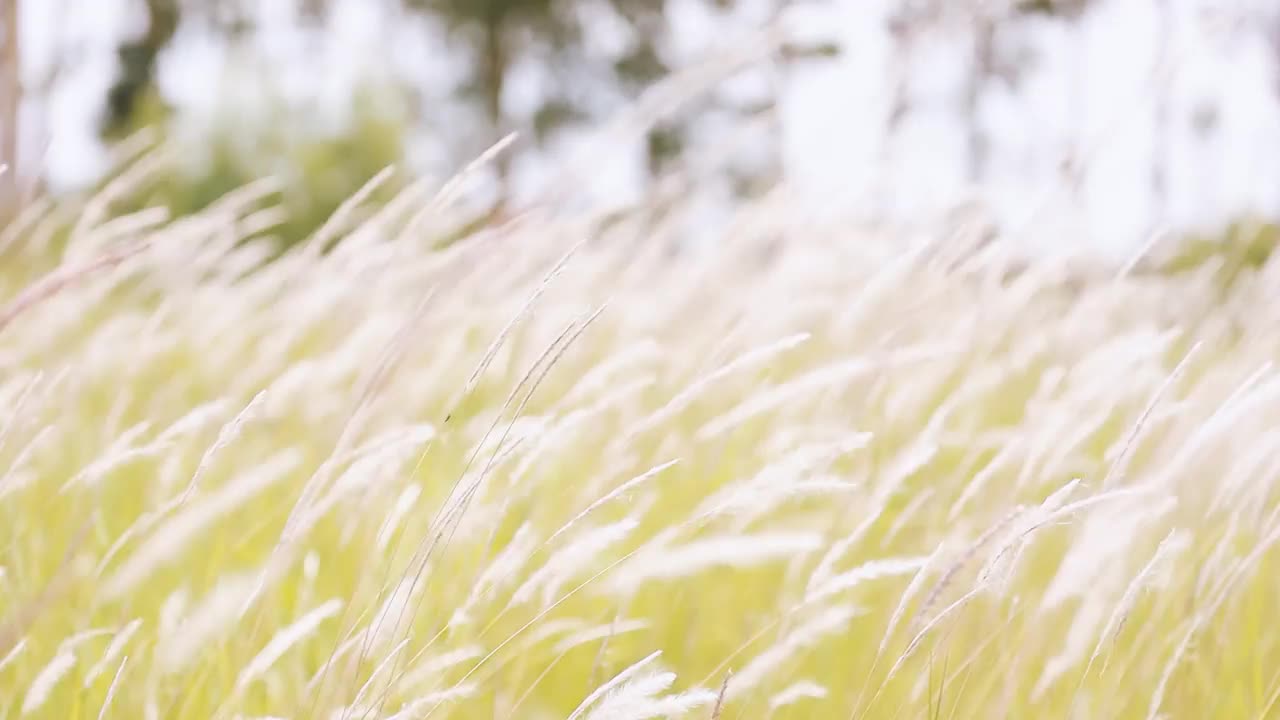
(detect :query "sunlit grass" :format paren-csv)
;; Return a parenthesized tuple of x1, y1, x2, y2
(2, 166, 1280, 720)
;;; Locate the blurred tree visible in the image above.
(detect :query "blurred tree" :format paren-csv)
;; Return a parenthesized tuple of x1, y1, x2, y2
(102, 0, 257, 140)
(110, 80, 412, 250)
(101, 0, 178, 141)
(1014, 0, 1092, 19)
(100, 0, 839, 216)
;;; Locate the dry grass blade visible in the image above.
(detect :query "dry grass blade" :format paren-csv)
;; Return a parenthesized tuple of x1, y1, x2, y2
(97, 657, 128, 720)
(9, 109, 1280, 720)
(0, 518, 90, 658)
(711, 671, 731, 719)
(0, 238, 152, 335)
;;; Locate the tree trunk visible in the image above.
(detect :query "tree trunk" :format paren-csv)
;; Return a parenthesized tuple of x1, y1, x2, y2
(1150, 0, 1171, 223)
(0, 0, 21, 219)
(965, 14, 995, 184)
(481, 15, 509, 213)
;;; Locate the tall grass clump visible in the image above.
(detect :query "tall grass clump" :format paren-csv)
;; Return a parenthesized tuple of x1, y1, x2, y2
(3, 143, 1280, 720)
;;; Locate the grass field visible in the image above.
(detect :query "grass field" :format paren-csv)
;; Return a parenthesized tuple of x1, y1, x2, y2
(2, 166, 1280, 720)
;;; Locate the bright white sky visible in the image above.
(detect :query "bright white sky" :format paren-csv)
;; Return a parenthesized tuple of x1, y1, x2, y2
(15, 0, 1280, 256)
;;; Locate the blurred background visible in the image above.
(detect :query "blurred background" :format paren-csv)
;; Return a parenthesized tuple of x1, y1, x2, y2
(2, 0, 1280, 258)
